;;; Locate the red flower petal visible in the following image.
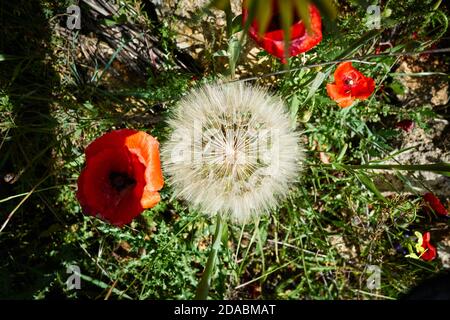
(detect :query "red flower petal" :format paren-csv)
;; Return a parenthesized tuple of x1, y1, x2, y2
(352, 76, 375, 100)
(333, 62, 355, 87)
(124, 131, 164, 192)
(422, 231, 431, 243)
(423, 192, 449, 216)
(326, 83, 354, 108)
(421, 232, 437, 261)
(243, 2, 322, 62)
(85, 129, 137, 161)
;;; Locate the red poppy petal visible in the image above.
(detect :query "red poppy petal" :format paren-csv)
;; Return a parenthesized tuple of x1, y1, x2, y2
(424, 192, 449, 216)
(352, 76, 375, 100)
(421, 241, 437, 261)
(425, 244, 437, 261)
(76, 169, 91, 214)
(78, 147, 146, 226)
(422, 231, 431, 243)
(420, 232, 437, 261)
(326, 83, 345, 100)
(337, 97, 354, 108)
(141, 189, 161, 209)
(333, 62, 355, 86)
(85, 129, 138, 161)
(125, 131, 164, 192)
(326, 83, 354, 107)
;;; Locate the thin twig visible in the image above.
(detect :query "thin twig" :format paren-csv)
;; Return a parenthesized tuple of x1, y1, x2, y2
(229, 47, 450, 83)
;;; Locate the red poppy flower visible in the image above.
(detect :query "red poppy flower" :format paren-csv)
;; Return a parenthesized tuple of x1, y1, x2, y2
(77, 129, 164, 226)
(326, 62, 376, 108)
(423, 192, 449, 217)
(420, 232, 437, 261)
(242, 1, 322, 63)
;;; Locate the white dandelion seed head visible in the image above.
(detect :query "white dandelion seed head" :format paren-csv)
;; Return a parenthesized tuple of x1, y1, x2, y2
(161, 82, 304, 223)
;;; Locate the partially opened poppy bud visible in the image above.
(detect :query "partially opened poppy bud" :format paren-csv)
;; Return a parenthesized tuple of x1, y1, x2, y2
(77, 129, 164, 226)
(242, 0, 322, 63)
(326, 62, 375, 108)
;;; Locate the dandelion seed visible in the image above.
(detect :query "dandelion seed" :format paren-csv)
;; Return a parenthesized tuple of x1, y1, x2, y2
(162, 83, 303, 223)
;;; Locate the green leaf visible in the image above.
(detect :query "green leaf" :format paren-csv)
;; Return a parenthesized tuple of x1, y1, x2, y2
(356, 172, 387, 202)
(256, 1, 272, 37)
(0, 54, 21, 62)
(209, 0, 231, 11)
(388, 81, 405, 95)
(278, 0, 294, 61)
(294, 0, 312, 33)
(337, 29, 381, 59)
(228, 35, 242, 77)
(230, 14, 243, 34)
(79, 274, 132, 299)
(290, 94, 300, 125)
(303, 70, 329, 105)
(212, 50, 229, 57)
(311, 0, 337, 20)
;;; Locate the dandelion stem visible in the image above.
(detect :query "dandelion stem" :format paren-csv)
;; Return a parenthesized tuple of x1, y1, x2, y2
(195, 214, 225, 300)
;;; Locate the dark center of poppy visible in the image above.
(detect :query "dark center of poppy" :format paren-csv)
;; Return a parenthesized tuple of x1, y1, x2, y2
(109, 171, 136, 191)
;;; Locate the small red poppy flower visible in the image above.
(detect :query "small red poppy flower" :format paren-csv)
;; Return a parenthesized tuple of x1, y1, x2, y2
(326, 62, 376, 108)
(77, 129, 164, 226)
(423, 192, 449, 217)
(242, 1, 322, 63)
(395, 119, 415, 132)
(420, 232, 437, 261)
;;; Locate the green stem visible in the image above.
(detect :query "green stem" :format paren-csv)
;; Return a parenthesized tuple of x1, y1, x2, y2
(224, 4, 233, 39)
(195, 214, 225, 300)
(314, 163, 450, 173)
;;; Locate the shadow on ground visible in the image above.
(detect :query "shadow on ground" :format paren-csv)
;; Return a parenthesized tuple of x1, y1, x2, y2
(0, 0, 69, 299)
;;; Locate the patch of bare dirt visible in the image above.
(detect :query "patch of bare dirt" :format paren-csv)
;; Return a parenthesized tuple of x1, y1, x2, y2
(373, 118, 450, 197)
(395, 56, 449, 107)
